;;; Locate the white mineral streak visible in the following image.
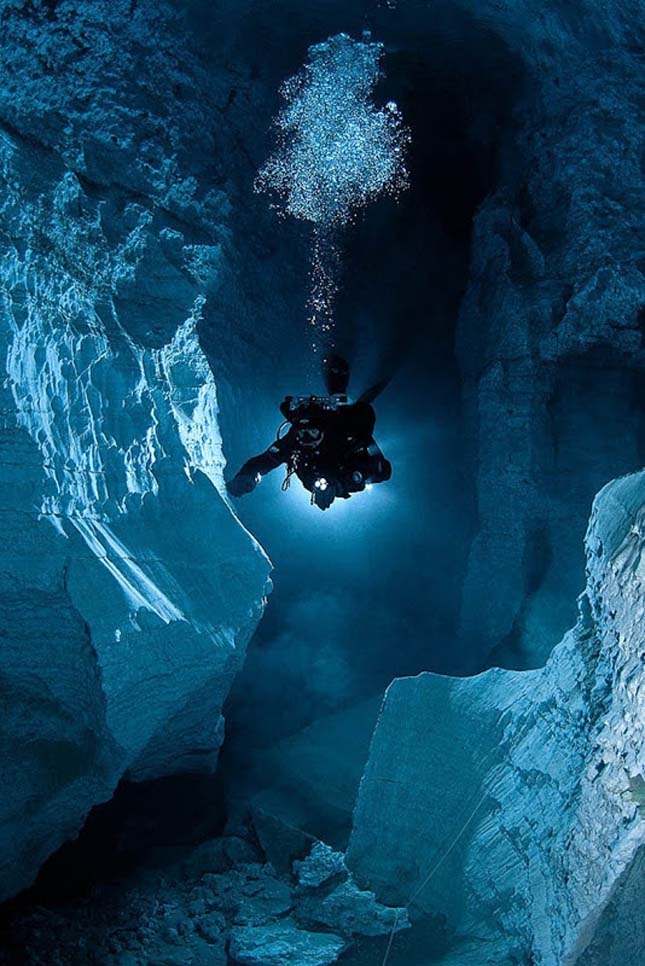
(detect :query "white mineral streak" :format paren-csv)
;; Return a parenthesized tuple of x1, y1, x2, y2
(348, 470, 645, 965)
(158, 311, 228, 496)
(0, 113, 270, 899)
(70, 518, 186, 625)
(3, 206, 239, 623)
(6, 281, 223, 514)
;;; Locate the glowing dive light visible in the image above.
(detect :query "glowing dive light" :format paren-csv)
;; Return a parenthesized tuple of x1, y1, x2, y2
(314, 477, 328, 491)
(255, 473, 263, 484)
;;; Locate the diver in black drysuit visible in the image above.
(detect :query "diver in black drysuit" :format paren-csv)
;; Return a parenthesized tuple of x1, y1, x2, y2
(226, 356, 392, 511)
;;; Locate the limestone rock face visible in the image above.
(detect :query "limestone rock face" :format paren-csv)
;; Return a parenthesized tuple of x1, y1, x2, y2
(229, 920, 347, 966)
(0, 0, 270, 902)
(453, 0, 645, 668)
(348, 469, 645, 965)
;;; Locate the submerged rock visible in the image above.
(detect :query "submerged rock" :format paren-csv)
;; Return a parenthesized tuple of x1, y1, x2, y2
(0, 834, 411, 964)
(180, 837, 262, 879)
(246, 696, 382, 849)
(250, 808, 317, 876)
(348, 469, 645, 964)
(292, 841, 410, 938)
(203, 863, 294, 924)
(294, 842, 348, 889)
(296, 877, 409, 937)
(229, 918, 347, 966)
(0, 0, 271, 901)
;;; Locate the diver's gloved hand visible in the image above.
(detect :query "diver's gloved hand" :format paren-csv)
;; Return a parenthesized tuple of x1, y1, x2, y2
(226, 472, 258, 497)
(312, 483, 336, 511)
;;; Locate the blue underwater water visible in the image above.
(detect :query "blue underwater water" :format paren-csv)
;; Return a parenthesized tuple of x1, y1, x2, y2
(0, 1, 644, 965)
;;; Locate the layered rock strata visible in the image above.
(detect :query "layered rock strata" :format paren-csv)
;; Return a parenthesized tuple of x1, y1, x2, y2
(0, 0, 270, 901)
(454, 0, 645, 667)
(348, 468, 645, 964)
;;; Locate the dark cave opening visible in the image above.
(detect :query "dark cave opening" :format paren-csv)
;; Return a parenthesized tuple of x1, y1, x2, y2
(0, 774, 228, 919)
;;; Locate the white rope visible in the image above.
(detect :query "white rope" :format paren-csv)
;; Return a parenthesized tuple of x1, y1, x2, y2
(381, 792, 488, 966)
(378, 711, 538, 966)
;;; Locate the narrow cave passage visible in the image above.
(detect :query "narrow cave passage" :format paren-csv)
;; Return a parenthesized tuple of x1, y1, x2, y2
(1, 1, 644, 964)
(214, 4, 529, 845)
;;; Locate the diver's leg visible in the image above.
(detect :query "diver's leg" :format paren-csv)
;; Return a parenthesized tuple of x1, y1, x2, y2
(323, 353, 350, 395)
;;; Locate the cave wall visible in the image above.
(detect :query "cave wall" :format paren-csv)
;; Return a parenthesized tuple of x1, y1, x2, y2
(0, 0, 271, 901)
(348, 466, 645, 965)
(454, 0, 645, 667)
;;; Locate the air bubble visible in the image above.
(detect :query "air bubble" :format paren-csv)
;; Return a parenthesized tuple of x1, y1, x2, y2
(255, 33, 410, 350)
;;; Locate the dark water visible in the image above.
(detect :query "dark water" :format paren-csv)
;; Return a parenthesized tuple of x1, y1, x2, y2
(210, 0, 527, 836)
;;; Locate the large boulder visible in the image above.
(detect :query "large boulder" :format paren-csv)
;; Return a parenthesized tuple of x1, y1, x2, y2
(348, 468, 645, 964)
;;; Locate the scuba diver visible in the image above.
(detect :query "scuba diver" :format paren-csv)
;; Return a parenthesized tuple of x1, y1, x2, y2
(226, 355, 392, 511)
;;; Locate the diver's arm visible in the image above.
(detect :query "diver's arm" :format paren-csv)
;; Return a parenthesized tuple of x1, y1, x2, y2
(348, 401, 376, 436)
(226, 441, 289, 497)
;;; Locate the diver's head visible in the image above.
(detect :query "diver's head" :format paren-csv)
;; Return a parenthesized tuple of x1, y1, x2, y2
(312, 476, 336, 511)
(296, 423, 324, 448)
(323, 354, 350, 396)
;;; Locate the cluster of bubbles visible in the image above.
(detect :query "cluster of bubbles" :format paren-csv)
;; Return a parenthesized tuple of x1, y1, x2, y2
(256, 32, 409, 227)
(255, 33, 410, 348)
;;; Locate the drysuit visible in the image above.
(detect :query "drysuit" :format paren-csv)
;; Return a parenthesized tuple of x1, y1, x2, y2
(226, 391, 391, 511)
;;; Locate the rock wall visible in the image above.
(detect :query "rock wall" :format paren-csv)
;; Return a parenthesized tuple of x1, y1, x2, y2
(453, 0, 645, 668)
(0, 1, 270, 902)
(347, 467, 645, 965)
